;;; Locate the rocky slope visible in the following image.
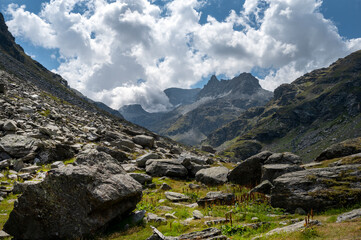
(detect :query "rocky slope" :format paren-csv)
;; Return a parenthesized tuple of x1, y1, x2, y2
(121, 73, 272, 145)
(0, 13, 122, 120)
(206, 50, 361, 161)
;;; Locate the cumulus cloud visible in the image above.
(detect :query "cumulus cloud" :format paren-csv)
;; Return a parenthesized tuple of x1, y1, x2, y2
(5, 0, 361, 111)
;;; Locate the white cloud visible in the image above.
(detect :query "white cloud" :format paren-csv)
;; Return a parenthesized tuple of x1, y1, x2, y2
(5, 0, 361, 111)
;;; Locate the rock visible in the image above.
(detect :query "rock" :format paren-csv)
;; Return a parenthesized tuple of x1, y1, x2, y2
(316, 138, 361, 161)
(136, 152, 159, 167)
(157, 206, 173, 211)
(51, 161, 65, 169)
(146, 159, 188, 178)
(192, 210, 204, 219)
(178, 227, 227, 240)
(160, 183, 172, 191)
(265, 152, 302, 165)
(201, 145, 216, 154)
(39, 124, 60, 136)
(0, 160, 10, 170)
(129, 210, 146, 225)
(0, 152, 10, 161)
(121, 163, 138, 172)
(336, 208, 361, 222)
(189, 183, 201, 189)
(4, 150, 143, 239)
(0, 230, 10, 238)
(3, 120, 17, 131)
(261, 164, 304, 183)
(228, 151, 273, 186)
(133, 135, 154, 148)
(165, 213, 177, 219)
(0, 134, 40, 158)
(128, 173, 153, 185)
(13, 160, 25, 172)
(19, 165, 41, 173)
(165, 192, 190, 202)
(197, 191, 235, 207)
(250, 180, 274, 194)
(294, 208, 306, 215)
(181, 156, 210, 177)
(195, 166, 229, 186)
(270, 164, 361, 211)
(145, 213, 167, 225)
(96, 146, 128, 162)
(254, 220, 321, 239)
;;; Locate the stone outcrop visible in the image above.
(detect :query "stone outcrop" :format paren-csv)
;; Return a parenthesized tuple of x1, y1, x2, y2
(270, 164, 361, 211)
(261, 164, 304, 183)
(4, 150, 143, 239)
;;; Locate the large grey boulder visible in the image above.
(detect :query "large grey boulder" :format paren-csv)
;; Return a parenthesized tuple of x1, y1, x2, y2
(146, 159, 188, 178)
(228, 151, 273, 186)
(265, 152, 302, 165)
(96, 145, 128, 162)
(0, 134, 41, 158)
(195, 166, 229, 185)
(250, 180, 274, 194)
(261, 164, 304, 183)
(38, 142, 74, 164)
(133, 135, 154, 148)
(270, 164, 361, 211)
(136, 152, 159, 167)
(4, 150, 143, 239)
(316, 138, 361, 161)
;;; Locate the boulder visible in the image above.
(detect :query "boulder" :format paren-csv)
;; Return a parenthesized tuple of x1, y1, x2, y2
(261, 164, 304, 183)
(136, 152, 159, 167)
(0, 134, 40, 158)
(50, 161, 65, 169)
(197, 191, 235, 207)
(165, 192, 190, 202)
(201, 145, 216, 154)
(316, 138, 361, 161)
(250, 180, 274, 194)
(12, 181, 40, 194)
(145, 213, 167, 225)
(96, 145, 128, 162)
(128, 173, 153, 185)
(133, 135, 154, 148)
(3, 120, 17, 131)
(146, 159, 188, 178)
(39, 124, 60, 136)
(228, 151, 273, 186)
(181, 155, 210, 177)
(160, 183, 172, 191)
(336, 208, 361, 222)
(265, 152, 302, 165)
(4, 150, 143, 239)
(195, 166, 229, 185)
(270, 164, 361, 211)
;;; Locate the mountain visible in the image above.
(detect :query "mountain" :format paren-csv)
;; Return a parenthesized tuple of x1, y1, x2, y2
(206, 50, 361, 161)
(0, 13, 122, 120)
(120, 73, 272, 145)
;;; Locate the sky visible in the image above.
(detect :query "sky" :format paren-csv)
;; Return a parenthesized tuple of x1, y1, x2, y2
(1, 0, 361, 112)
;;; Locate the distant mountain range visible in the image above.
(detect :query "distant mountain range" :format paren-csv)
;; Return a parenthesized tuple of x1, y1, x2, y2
(120, 73, 273, 145)
(205, 50, 361, 161)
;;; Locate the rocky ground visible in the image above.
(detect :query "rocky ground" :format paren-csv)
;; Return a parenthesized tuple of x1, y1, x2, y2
(0, 67, 361, 239)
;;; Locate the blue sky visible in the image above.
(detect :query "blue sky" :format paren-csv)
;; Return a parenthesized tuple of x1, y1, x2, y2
(1, 0, 361, 111)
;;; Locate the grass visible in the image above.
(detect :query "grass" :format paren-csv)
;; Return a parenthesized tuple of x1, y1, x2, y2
(0, 194, 18, 229)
